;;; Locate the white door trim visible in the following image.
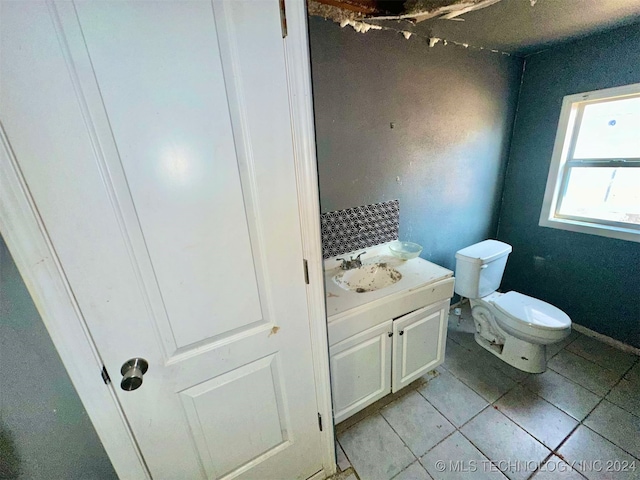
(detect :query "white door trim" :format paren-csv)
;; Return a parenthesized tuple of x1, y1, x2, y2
(283, 1, 336, 476)
(0, 0, 335, 478)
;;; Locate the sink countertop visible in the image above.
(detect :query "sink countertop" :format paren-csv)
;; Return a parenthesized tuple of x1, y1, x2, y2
(324, 243, 454, 319)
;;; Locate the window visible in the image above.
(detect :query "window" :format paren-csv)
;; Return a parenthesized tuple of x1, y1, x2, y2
(540, 83, 640, 242)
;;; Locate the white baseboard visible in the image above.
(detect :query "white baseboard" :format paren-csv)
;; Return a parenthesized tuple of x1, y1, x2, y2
(572, 323, 640, 357)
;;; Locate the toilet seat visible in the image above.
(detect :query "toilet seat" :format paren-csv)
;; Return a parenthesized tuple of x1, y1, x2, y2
(489, 291, 571, 344)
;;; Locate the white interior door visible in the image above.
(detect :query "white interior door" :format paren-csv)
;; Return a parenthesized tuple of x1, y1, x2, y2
(0, 1, 324, 479)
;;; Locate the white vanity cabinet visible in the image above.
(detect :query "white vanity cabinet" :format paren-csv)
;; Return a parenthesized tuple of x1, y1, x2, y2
(330, 321, 393, 423)
(326, 262, 454, 424)
(392, 300, 449, 392)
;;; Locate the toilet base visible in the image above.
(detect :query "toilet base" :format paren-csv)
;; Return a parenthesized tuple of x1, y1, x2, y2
(474, 332, 547, 373)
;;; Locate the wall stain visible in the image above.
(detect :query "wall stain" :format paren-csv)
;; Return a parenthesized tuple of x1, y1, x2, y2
(0, 424, 22, 479)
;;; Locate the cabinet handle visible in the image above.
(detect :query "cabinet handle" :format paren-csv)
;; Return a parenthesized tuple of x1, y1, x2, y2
(388, 332, 393, 337)
(399, 331, 404, 335)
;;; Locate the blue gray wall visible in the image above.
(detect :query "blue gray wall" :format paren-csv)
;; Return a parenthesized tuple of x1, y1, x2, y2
(497, 23, 640, 348)
(309, 17, 523, 270)
(0, 235, 117, 480)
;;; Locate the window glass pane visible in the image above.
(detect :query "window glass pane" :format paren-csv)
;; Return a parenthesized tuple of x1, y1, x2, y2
(573, 96, 640, 159)
(558, 167, 640, 226)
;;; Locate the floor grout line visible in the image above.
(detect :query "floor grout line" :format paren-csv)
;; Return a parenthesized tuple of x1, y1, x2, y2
(423, 327, 627, 478)
(378, 404, 418, 462)
(549, 349, 637, 385)
(446, 315, 635, 461)
(524, 341, 640, 476)
(413, 389, 514, 479)
(446, 336, 584, 479)
(438, 347, 522, 403)
(524, 451, 589, 480)
(334, 377, 425, 436)
(416, 369, 539, 478)
(565, 357, 640, 462)
(335, 309, 640, 480)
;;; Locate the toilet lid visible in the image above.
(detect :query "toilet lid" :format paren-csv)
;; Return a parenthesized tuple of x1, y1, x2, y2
(491, 292, 571, 330)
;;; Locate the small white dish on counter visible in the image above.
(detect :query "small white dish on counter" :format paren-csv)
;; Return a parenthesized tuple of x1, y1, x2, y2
(389, 240, 423, 260)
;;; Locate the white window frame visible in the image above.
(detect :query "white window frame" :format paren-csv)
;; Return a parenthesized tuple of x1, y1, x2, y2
(539, 82, 640, 243)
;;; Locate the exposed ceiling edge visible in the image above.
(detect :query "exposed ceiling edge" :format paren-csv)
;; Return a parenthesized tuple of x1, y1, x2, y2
(308, 0, 506, 24)
(377, 0, 503, 22)
(307, 1, 367, 24)
(307, 0, 516, 56)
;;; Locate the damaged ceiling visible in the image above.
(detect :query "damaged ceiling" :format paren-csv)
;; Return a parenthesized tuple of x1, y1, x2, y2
(308, 0, 504, 22)
(308, 0, 640, 55)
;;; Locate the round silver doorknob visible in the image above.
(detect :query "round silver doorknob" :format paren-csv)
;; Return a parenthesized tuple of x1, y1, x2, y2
(120, 358, 149, 391)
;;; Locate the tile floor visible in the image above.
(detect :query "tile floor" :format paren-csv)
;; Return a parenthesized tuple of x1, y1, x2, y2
(331, 304, 640, 480)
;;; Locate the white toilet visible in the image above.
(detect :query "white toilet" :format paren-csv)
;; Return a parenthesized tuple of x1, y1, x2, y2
(454, 239, 572, 373)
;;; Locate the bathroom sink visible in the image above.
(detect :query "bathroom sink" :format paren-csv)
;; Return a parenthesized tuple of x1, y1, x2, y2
(333, 263, 402, 293)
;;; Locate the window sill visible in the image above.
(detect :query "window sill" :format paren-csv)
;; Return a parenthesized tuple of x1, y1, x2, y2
(539, 216, 640, 243)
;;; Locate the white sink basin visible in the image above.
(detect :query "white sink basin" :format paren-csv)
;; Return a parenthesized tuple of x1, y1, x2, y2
(333, 263, 402, 293)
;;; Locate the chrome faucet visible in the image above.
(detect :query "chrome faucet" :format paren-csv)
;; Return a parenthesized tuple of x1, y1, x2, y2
(336, 251, 366, 270)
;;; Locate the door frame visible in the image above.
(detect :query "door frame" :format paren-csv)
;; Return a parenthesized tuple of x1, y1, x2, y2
(0, 1, 335, 478)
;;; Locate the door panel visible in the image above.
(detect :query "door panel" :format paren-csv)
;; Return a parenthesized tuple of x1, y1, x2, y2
(74, 0, 263, 350)
(330, 321, 392, 424)
(0, 1, 323, 479)
(179, 354, 290, 479)
(392, 301, 448, 392)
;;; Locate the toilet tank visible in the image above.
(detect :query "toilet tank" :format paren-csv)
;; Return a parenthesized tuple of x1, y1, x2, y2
(454, 240, 513, 298)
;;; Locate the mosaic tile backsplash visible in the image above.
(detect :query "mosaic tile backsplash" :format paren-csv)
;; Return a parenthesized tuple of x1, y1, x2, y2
(320, 200, 400, 258)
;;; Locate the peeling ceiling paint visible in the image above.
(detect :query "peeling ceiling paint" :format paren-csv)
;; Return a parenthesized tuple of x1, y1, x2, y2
(308, 0, 640, 56)
(307, 0, 514, 56)
(399, 0, 502, 22)
(307, 0, 513, 54)
(308, 0, 506, 24)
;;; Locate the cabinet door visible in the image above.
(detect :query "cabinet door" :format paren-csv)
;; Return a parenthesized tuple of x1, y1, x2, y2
(392, 300, 449, 392)
(330, 320, 393, 424)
